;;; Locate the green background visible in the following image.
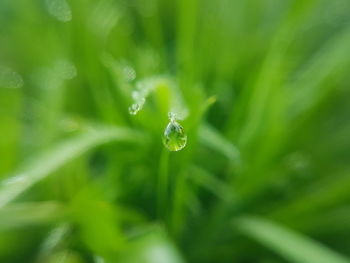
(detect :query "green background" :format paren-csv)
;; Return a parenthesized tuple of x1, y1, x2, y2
(1, 0, 350, 262)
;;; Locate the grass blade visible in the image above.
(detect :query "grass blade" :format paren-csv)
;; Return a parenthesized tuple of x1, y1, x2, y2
(288, 25, 350, 118)
(0, 125, 146, 208)
(0, 201, 65, 229)
(234, 216, 350, 263)
(190, 165, 235, 203)
(198, 123, 240, 163)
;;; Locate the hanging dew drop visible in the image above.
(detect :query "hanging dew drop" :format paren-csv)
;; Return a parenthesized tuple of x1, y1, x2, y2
(163, 120, 187, 151)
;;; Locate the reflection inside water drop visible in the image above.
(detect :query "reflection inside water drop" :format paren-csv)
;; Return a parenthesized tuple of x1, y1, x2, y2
(162, 120, 187, 151)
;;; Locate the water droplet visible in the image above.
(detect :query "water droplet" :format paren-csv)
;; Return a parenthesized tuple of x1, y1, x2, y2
(128, 98, 145, 115)
(168, 111, 176, 122)
(123, 65, 136, 82)
(163, 120, 187, 151)
(129, 103, 141, 115)
(132, 91, 141, 100)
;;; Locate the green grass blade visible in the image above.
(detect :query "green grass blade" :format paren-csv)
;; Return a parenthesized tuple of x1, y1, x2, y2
(288, 25, 350, 118)
(234, 216, 350, 263)
(190, 166, 235, 203)
(37, 224, 71, 260)
(157, 148, 170, 221)
(271, 171, 350, 221)
(198, 123, 241, 163)
(121, 226, 185, 263)
(0, 201, 65, 229)
(0, 125, 146, 208)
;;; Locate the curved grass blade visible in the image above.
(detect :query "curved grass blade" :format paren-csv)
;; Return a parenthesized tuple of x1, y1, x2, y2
(234, 216, 350, 263)
(271, 171, 350, 222)
(190, 165, 235, 203)
(0, 201, 65, 229)
(120, 226, 185, 263)
(198, 123, 240, 163)
(0, 125, 146, 208)
(288, 25, 350, 118)
(36, 224, 71, 261)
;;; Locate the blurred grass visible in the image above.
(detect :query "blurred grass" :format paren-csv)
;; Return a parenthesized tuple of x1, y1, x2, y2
(1, 0, 350, 262)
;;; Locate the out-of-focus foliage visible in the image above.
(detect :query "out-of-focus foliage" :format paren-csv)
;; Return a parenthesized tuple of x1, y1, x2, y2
(1, 0, 350, 262)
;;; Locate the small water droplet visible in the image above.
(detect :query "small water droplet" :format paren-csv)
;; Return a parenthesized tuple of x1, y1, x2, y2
(162, 120, 187, 151)
(168, 111, 176, 122)
(129, 103, 141, 115)
(128, 98, 145, 115)
(132, 91, 141, 100)
(123, 65, 136, 82)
